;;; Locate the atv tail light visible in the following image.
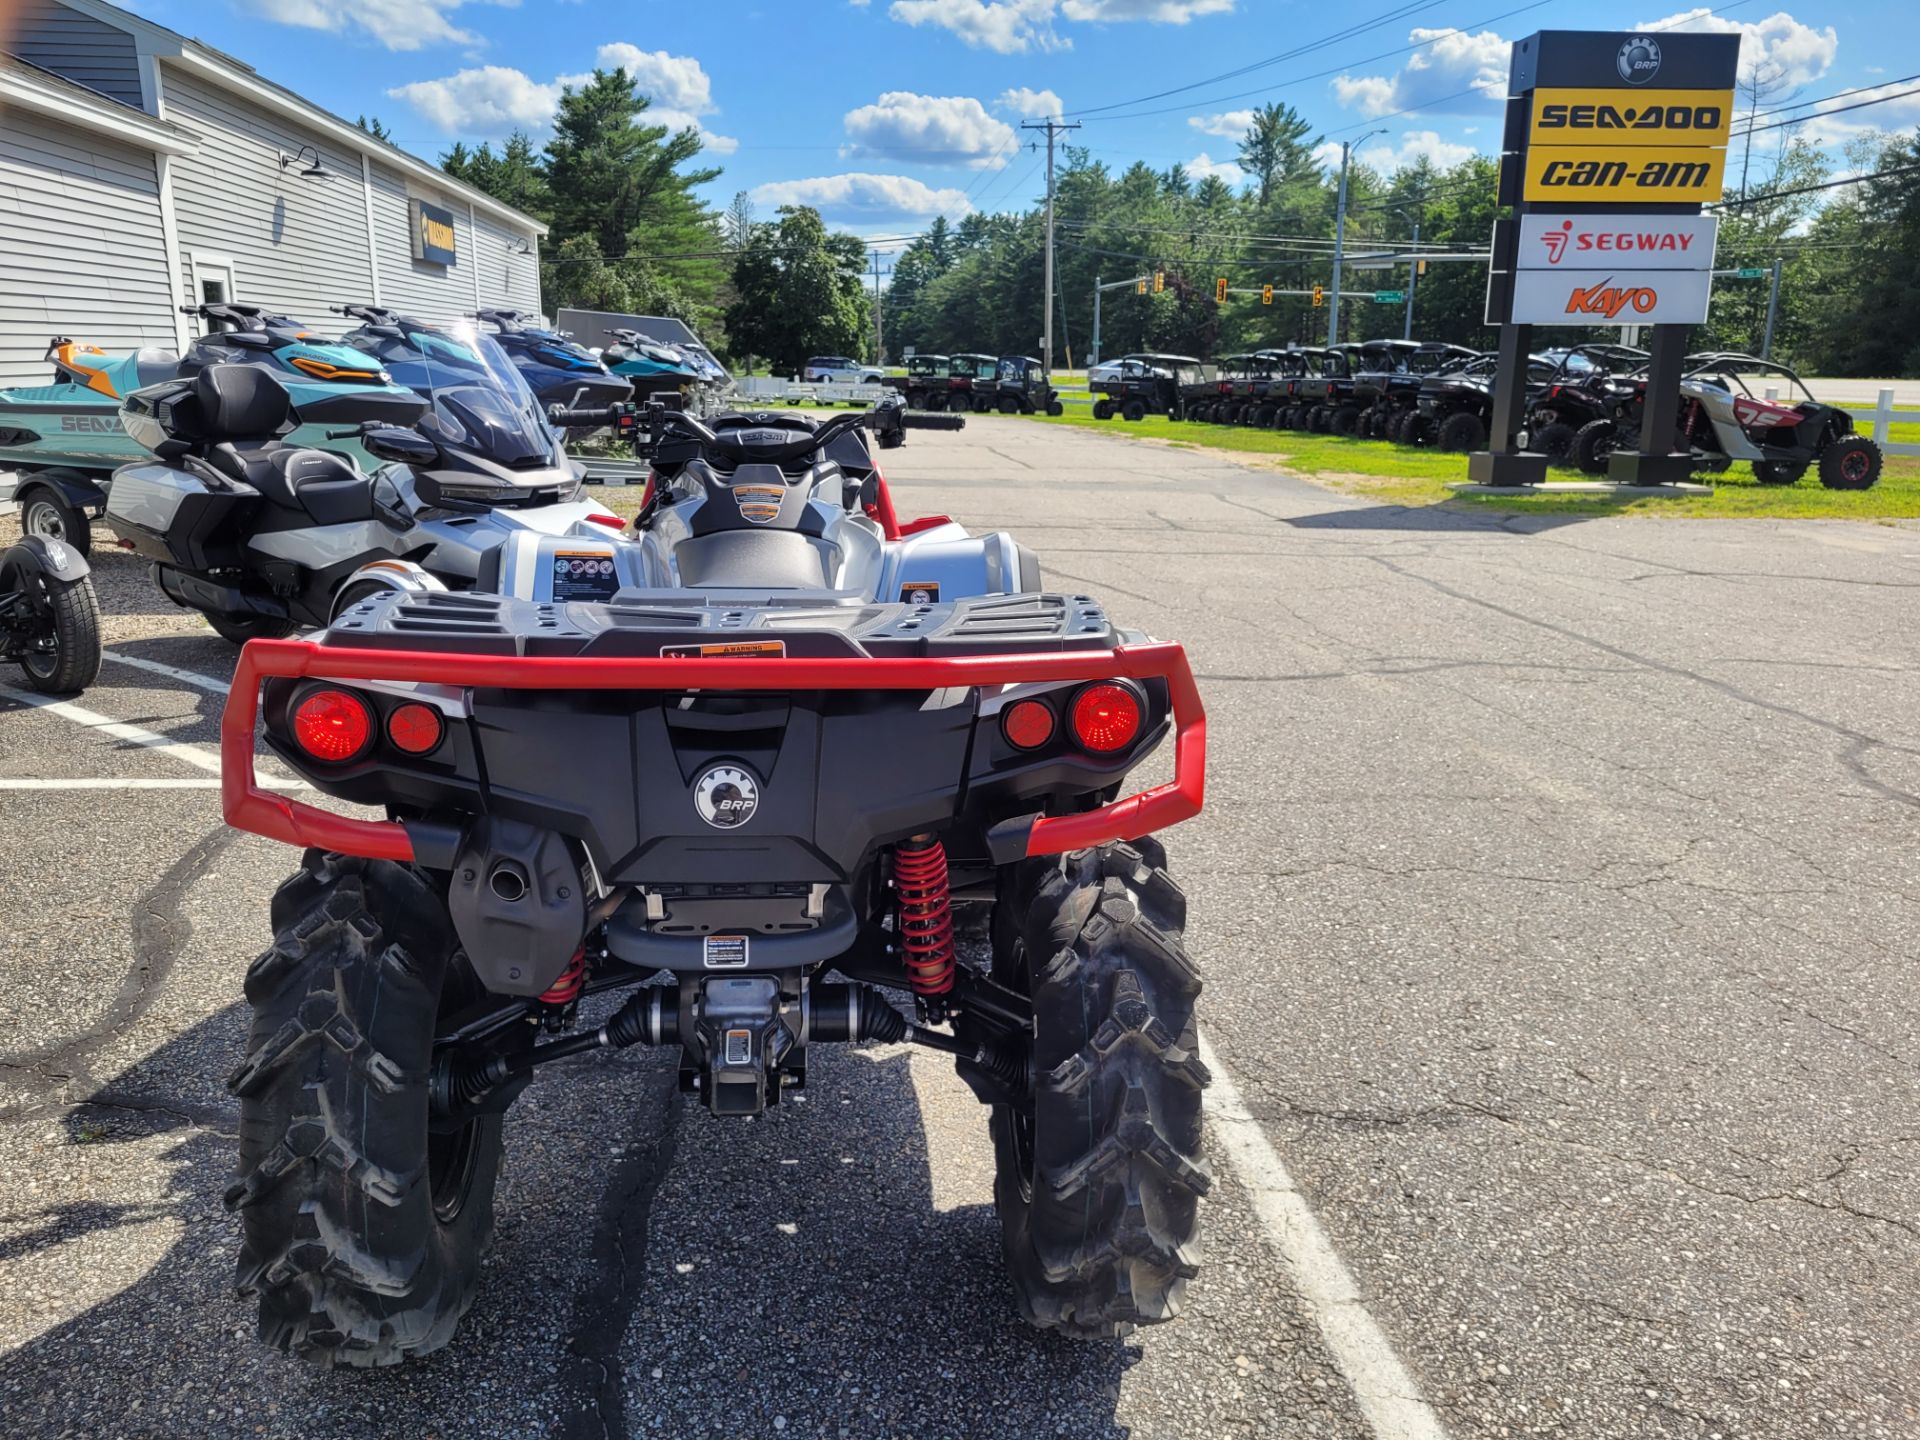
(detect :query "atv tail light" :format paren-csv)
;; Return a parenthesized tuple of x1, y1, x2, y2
(1002, 699, 1056, 750)
(1070, 683, 1143, 753)
(292, 688, 373, 763)
(385, 701, 444, 755)
(583, 511, 626, 529)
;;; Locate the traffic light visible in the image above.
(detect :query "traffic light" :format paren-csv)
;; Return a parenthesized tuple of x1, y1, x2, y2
(1153, 270, 1165, 294)
(1312, 283, 1324, 308)
(1137, 278, 1147, 295)
(1261, 284, 1273, 305)
(1417, 259, 1428, 276)
(1215, 277, 1228, 303)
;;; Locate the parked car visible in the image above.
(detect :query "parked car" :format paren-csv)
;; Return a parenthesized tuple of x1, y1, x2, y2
(802, 355, 885, 385)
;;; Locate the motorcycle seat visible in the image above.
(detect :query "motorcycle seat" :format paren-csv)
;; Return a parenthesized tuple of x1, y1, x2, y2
(205, 442, 370, 525)
(133, 347, 179, 389)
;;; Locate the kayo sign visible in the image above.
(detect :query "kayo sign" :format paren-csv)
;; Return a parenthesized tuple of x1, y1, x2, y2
(1509, 267, 1713, 325)
(1519, 214, 1718, 271)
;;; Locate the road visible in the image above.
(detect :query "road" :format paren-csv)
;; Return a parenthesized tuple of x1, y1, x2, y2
(2, 418, 1917, 1439)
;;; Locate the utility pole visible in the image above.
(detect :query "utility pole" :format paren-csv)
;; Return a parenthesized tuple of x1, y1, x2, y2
(1023, 117, 1080, 373)
(1092, 274, 1100, 366)
(870, 251, 888, 366)
(1761, 256, 1783, 359)
(1403, 216, 1420, 341)
(1327, 129, 1383, 348)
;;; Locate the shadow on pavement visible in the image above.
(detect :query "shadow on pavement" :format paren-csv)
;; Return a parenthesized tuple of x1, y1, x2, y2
(1284, 499, 1605, 535)
(0, 1006, 1133, 1439)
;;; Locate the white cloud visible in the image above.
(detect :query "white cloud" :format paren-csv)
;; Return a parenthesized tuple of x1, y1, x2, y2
(748, 172, 975, 219)
(1311, 140, 1345, 171)
(842, 92, 1016, 168)
(1637, 8, 1838, 86)
(1790, 80, 1920, 146)
(390, 51, 738, 152)
(1331, 27, 1510, 117)
(997, 86, 1065, 120)
(1061, 0, 1231, 19)
(1184, 151, 1246, 186)
(886, 0, 1065, 53)
(240, 0, 515, 51)
(1356, 130, 1479, 171)
(1188, 109, 1254, 138)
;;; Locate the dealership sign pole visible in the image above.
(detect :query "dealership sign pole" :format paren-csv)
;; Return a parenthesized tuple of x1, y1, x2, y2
(1474, 29, 1741, 487)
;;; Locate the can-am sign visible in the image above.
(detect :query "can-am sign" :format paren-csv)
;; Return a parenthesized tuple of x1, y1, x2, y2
(1519, 214, 1718, 271)
(1509, 267, 1713, 325)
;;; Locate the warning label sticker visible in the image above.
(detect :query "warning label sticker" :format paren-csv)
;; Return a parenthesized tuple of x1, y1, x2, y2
(703, 934, 749, 969)
(660, 640, 787, 659)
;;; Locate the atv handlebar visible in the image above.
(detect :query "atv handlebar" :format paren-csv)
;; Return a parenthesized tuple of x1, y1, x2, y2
(221, 637, 1206, 865)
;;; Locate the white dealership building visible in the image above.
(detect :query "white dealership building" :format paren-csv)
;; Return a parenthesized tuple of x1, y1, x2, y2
(0, 0, 546, 385)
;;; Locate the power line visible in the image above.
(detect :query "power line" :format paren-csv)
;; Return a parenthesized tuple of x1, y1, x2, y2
(1745, 84, 1920, 137)
(1709, 161, 1920, 209)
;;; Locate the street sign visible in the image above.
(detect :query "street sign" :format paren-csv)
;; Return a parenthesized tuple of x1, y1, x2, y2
(1736, 266, 1765, 279)
(1374, 290, 1406, 304)
(1261, 284, 1273, 305)
(1518, 213, 1718, 271)
(1509, 267, 1713, 325)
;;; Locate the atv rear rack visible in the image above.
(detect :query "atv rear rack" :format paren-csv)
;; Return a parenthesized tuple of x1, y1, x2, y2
(222, 636, 1206, 862)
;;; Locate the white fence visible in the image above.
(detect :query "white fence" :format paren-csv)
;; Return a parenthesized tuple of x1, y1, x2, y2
(1865, 389, 1920, 457)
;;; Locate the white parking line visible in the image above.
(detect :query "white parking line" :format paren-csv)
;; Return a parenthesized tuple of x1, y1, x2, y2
(1199, 1033, 1450, 1440)
(0, 776, 307, 790)
(0, 683, 225, 775)
(101, 649, 231, 693)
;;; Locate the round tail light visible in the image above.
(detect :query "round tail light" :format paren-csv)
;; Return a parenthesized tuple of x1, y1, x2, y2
(292, 688, 373, 763)
(386, 701, 445, 755)
(1070, 683, 1143, 753)
(1002, 698, 1056, 750)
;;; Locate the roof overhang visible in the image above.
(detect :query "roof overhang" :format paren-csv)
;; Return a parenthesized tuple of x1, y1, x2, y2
(167, 45, 547, 237)
(0, 63, 198, 155)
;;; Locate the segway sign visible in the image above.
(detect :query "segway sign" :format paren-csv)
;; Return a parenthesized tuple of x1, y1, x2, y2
(1509, 267, 1713, 325)
(1519, 214, 1718, 271)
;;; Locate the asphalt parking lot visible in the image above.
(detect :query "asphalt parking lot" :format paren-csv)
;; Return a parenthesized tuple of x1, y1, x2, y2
(3, 418, 1918, 1439)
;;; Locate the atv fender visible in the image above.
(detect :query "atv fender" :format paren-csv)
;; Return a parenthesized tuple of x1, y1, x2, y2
(4, 532, 91, 583)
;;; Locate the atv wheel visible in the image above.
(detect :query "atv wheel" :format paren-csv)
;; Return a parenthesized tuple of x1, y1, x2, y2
(1570, 419, 1617, 475)
(1437, 411, 1486, 452)
(1819, 436, 1882, 491)
(1751, 459, 1808, 486)
(2, 558, 100, 694)
(227, 852, 512, 1367)
(973, 394, 995, 414)
(1530, 421, 1576, 464)
(1048, 401, 1064, 417)
(1403, 413, 1432, 447)
(990, 840, 1209, 1338)
(1328, 406, 1361, 438)
(1121, 399, 1147, 422)
(208, 611, 298, 646)
(19, 487, 91, 556)
(1092, 399, 1113, 420)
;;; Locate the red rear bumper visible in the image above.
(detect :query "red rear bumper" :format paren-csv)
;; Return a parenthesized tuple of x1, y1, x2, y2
(223, 638, 1207, 862)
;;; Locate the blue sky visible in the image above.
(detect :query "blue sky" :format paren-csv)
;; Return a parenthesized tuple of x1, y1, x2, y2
(123, 0, 1915, 243)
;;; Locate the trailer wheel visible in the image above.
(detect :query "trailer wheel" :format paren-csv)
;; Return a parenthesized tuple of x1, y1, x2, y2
(1818, 436, 1881, 491)
(1121, 399, 1147, 422)
(1437, 411, 1486, 452)
(17, 486, 91, 557)
(1751, 459, 1808, 486)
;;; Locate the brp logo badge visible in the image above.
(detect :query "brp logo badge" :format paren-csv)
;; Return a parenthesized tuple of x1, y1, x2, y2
(693, 763, 759, 829)
(1616, 36, 1662, 84)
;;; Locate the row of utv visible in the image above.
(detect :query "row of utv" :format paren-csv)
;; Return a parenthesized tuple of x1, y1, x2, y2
(1087, 340, 1884, 491)
(0, 294, 1217, 1375)
(885, 352, 1066, 416)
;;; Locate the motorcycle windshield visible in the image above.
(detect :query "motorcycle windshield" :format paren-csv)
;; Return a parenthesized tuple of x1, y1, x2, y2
(347, 322, 555, 467)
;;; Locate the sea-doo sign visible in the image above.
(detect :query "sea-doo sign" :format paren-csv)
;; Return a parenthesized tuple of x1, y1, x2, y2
(409, 198, 458, 267)
(1519, 214, 1718, 271)
(1530, 89, 1734, 147)
(1509, 267, 1713, 325)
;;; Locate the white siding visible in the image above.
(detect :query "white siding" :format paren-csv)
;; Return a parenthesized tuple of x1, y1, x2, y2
(0, 109, 174, 383)
(471, 208, 543, 316)
(7, 0, 144, 110)
(160, 63, 375, 329)
(368, 161, 484, 324)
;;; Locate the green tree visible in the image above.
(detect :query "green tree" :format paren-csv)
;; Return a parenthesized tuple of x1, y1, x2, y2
(355, 115, 392, 142)
(541, 234, 692, 321)
(441, 132, 551, 224)
(1237, 103, 1321, 204)
(724, 207, 871, 374)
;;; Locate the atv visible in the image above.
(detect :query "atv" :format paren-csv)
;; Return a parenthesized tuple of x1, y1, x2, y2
(1372, 344, 1479, 444)
(0, 533, 101, 694)
(1517, 344, 1648, 464)
(1091, 354, 1203, 421)
(1303, 345, 1364, 436)
(884, 353, 948, 410)
(990, 356, 1065, 415)
(943, 353, 1001, 414)
(216, 403, 1209, 1367)
(1415, 351, 1556, 453)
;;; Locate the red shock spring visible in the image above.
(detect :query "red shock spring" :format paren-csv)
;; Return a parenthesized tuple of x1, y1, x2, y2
(539, 947, 586, 1006)
(894, 835, 956, 996)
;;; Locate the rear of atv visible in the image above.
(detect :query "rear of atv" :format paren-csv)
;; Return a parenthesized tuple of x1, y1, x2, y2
(219, 591, 1209, 1365)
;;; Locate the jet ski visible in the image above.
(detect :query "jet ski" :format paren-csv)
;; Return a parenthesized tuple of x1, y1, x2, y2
(0, 304, 429, 552)
(601, 328, 708, 403)
(470, 308, 632, 422)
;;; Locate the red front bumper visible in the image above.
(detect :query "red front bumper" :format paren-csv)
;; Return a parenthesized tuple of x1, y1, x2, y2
(223, 638, 1207, 863)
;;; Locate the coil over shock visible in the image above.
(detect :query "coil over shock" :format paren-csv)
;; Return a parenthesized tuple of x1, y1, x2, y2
(894, 834, 956, 1000)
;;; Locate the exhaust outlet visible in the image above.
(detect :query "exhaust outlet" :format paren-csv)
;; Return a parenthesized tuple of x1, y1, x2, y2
(488, 862, 528, 903)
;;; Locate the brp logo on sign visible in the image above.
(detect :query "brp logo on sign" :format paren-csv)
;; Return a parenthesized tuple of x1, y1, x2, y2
(1617, 36, 1662, 84)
